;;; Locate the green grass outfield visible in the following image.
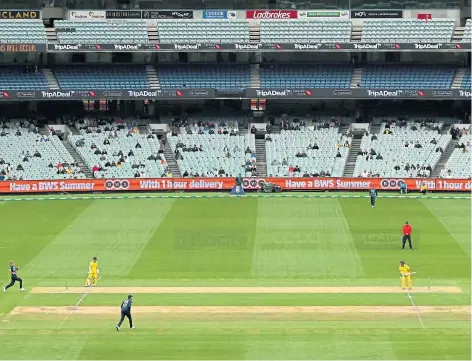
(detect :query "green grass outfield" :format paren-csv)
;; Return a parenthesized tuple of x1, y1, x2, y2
(0, 194, 470, 360)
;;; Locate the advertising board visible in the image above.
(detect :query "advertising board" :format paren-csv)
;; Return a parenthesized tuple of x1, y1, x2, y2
(0, 89, 216, 100)
(0, 10, 41, 20)
(246, 10, 298, 19)
(202, 10, 236, 19)
(1, 178, 469, 193)
(45, 42, 471, 53)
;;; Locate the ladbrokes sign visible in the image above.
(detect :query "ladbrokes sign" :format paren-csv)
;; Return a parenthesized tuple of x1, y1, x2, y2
(246, 10, 298, 19)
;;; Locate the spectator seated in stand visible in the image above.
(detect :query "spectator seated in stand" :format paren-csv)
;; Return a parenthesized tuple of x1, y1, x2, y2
(353, 120, 451, 178)
(440, 134, 471, 178)
(68, 118, 167, 178)
(167, 120, 255, 177)
(266, 118, 351, 177)
(0, 120, 84, 180)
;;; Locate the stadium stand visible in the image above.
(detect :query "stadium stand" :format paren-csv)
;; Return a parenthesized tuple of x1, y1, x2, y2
(353, 121, 451, 178)
(0, 67, 49, 90)
(68, 121, 168, 178)
(53, 66, 150, 90)
(461, 68, 471, 90)
(0, 121, 84, 180)
(259, 20, 351, 43)
(440, 133, 471, 178)
(361, 19, 455, 43)
(359, 66, 456, 89)
(157, 20, 250, 43)
(266, 123, 351, 177)
(462, 19, 471, 42)
(157, 65, 250, 90)
(260, 65, 352, 88)
(167, 121, 255, 177)
(0, 20, 47, 44)
(55, 20, 149, 44)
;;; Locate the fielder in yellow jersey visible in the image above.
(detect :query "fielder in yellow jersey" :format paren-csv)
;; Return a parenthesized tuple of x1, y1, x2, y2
(85, 257, 99, 287)
(399, 260, 412, 290)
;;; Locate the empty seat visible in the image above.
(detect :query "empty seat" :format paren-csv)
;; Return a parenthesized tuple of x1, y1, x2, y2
(53, 66, 150, 89)
(0, 20, 47, 44)
(361, 19, 455, 43)
(360, 66, 456, 89)
(158, 20, 250, 43)
(0, 67, 48, 90)
(55, 20, 149, 44)
(260, 20, 351, 43)
(260, 65, 352, 88)
(158, 65, 250, 90)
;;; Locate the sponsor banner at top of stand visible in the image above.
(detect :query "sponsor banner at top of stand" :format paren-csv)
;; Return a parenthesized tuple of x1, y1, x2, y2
(69, 10, 106, 20)
(0, 89, 216, 100)
(1, 177, 469, 194)
(0, 10, 41, 20)
(0, 88, 470, 100)
(105, 10, 142, 19)
(246, 10, 298, 19)
(350, 10, 403, 18)
(245, 88, 472, 99)
(202, 10, 237, 19)
(142, 10, 193, 19)
(0, 43, 46, 52)
(298, 10, 349, 20)
(46, 42, 471, 52)
(262, 42, 471, 50)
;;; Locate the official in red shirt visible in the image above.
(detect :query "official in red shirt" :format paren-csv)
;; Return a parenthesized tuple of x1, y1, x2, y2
(402, 221, 413, 250)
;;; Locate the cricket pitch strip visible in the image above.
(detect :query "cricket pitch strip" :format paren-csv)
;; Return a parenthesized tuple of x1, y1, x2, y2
(30, 286, 464, 294)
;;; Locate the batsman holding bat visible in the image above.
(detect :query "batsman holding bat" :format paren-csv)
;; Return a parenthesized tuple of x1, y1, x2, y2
(399, 260, 413, 290)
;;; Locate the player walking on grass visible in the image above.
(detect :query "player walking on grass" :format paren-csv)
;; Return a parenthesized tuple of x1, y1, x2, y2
(369, 187, 378, 207)
(116, 294, 135, 331)
(85, 257, 99, 287)
(3, 260, 25, 292)
(399, 261, 413, 290)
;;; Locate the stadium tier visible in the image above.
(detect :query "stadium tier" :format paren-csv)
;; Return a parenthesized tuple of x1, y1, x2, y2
(68, 121, 168, 178)
(157, 20, 250, 43)
(55, 20, 149, 44)
(259, 20, 351, 43)
(0, 67, 48, 90)
(167, 122, 255, 177)
(440, 134, 471, 178)
(157, 65, 250, 90)
(266, 125, 350, 177)
(0, 122, 83, 180)
(53, 66, 150, 90)
(462, 68, 471, 89)
(360, 19, 455, 43)
(45, 18, 472, 45)
(0, 65, 466, 91)
(359, 66, 456, 89)
(0, 20, 46, 44)
(260, 65, 352, 88)
(462, 19, 471, 42)
(353, 122, 451, 178)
